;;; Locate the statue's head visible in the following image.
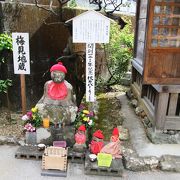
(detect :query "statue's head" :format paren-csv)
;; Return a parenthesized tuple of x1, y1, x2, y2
(50, 62, 67, 83)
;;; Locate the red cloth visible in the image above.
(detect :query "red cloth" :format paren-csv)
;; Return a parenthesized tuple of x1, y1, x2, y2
(90, 140, 104, 155)
(78, 125, 86, 131)
(110, 135, 119, 142)
(50, 62, 67, 73)
(48, 81, 68, 100)
(75, 132, 86, 144)
(93, 130, 104, 139)
(100, 139, 122, 159)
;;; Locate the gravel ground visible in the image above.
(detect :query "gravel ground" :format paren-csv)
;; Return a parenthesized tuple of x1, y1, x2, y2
(0, 108, 24, 139)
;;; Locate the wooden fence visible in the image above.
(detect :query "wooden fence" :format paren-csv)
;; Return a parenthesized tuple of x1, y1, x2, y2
(132, 67, 180, 130)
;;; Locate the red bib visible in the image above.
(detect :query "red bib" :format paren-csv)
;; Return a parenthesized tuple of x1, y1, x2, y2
(48, 81, 68, 100)
(90, 140, 104, 155)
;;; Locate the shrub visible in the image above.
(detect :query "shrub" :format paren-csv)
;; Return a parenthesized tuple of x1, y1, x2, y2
(0, 33, 13, 95)
(97, 17, 134, 89)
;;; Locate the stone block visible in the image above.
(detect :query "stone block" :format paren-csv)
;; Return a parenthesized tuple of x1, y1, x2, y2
(117, 126, 129, 141)
(41, 169, 67, 177)
(160, 155, 180, 172)
(15, 146, 43, 160)
(85, 152, 123, 177)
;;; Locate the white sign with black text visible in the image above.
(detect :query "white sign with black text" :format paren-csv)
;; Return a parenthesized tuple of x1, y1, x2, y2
(12, 33, 30, 74)
(86, 43, 95, 102)
(73, 11, 110, 43)
(67, 10, 111, 102)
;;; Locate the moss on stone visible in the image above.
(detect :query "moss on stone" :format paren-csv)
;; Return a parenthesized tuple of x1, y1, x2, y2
(94, 93, 124, 141)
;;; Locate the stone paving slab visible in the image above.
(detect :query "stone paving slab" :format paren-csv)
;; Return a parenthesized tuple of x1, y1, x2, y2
(160, 155, 180, 172)
(119, 94, 180, 158)
(15, 146, 43, 160)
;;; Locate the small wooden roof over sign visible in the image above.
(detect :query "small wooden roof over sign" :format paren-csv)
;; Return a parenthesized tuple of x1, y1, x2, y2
(66, 10, 113, 43)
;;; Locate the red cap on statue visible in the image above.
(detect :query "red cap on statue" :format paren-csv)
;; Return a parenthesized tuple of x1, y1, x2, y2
(112, 127, 119, 136)
(78, 125, 86, 132)
(50, 62, 67, 73)
(93, 130, 104, 139)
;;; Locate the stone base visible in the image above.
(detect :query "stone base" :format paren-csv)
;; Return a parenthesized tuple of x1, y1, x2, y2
(41, 169, 67, 177)
(68, 149, 85, 164)
(36, 103, 77, 125)
(85, 152, 123, 177)
(15, 146, 43, 160)
(146, 128, 180, 144)
(36, 126, 75, 147)
(160, 155, 180, 172)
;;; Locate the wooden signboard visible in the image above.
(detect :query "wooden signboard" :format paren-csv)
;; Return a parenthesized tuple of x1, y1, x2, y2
(12, 33, 30, 114)
(66, 10, 111, 102)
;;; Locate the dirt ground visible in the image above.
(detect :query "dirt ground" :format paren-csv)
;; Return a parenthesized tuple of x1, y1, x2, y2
(0, 85, 129, 140)
(0, 107, 24, 138)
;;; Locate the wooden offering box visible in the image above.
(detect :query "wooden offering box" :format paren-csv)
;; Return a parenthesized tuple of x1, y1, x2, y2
(42, 147, 68, 171)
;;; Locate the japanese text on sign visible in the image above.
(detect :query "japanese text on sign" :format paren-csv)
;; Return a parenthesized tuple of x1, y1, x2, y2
(86, 43, 95, 102)
(12, 33, 30, 74)
(73, 15, 110, 43)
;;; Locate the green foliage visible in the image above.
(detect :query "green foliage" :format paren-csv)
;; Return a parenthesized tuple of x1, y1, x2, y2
(0, 33, 13, 95)
(74, 103, 95, 131)
(0, 79, 12, 93)
(68, 0, 77, 8)
(0, 33, 12, 53)
(104, 17, 134, 85)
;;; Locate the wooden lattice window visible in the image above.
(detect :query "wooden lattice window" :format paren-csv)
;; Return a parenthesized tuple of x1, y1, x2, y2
(151, 0, 180, 48)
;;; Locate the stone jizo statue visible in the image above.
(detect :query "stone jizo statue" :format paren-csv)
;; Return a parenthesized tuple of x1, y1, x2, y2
(73, 125, 87, 152)
(36, 62, 78, 125)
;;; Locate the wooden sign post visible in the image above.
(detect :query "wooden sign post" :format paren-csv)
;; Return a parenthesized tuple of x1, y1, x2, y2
(12, 33, 30, 115)
(66, 10, 111, 102)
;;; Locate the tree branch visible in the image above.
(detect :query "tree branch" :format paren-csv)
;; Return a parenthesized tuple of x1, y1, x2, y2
(34, 0, 59, 16)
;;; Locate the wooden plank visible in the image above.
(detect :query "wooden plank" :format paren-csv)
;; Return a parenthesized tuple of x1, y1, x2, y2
(132, 59, 143, 75)
(144, 77, 180, 85)
(154, 93, 169, 130)
(131, 84, 155, 125)
(138, 19, 146, 42)
(140, 98, 155, 126)
(168, 93, 179, 116)
(136, 41, 145, 61)
(143, 96, 155, 112)
(139, 0, 148, 19)
(153, 85, 180, 93)
(164, 116, 180, 130)
(152, 89, 156, 105)
(20, 74, 27, 115)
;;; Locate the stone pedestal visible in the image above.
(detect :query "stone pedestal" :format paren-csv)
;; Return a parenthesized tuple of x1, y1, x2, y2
(25, 132, 37, 145)
(36, 126, 75, 147)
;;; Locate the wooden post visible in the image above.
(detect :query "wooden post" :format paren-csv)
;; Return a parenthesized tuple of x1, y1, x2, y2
(20, 74, 26, 115)
(154, 92, 169, 130)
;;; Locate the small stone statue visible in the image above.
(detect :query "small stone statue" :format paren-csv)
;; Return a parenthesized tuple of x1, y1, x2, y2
(100, 127, 122, 158)
(73, 125, 87, 152)
(89, 130, 104, 155)
(36, 62, 78, 125)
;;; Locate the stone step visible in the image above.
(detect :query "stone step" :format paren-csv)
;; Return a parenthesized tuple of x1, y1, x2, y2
(41, 169, 67, 177)
(15, 146, 43, 160)
(160, 155, 180, 172)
